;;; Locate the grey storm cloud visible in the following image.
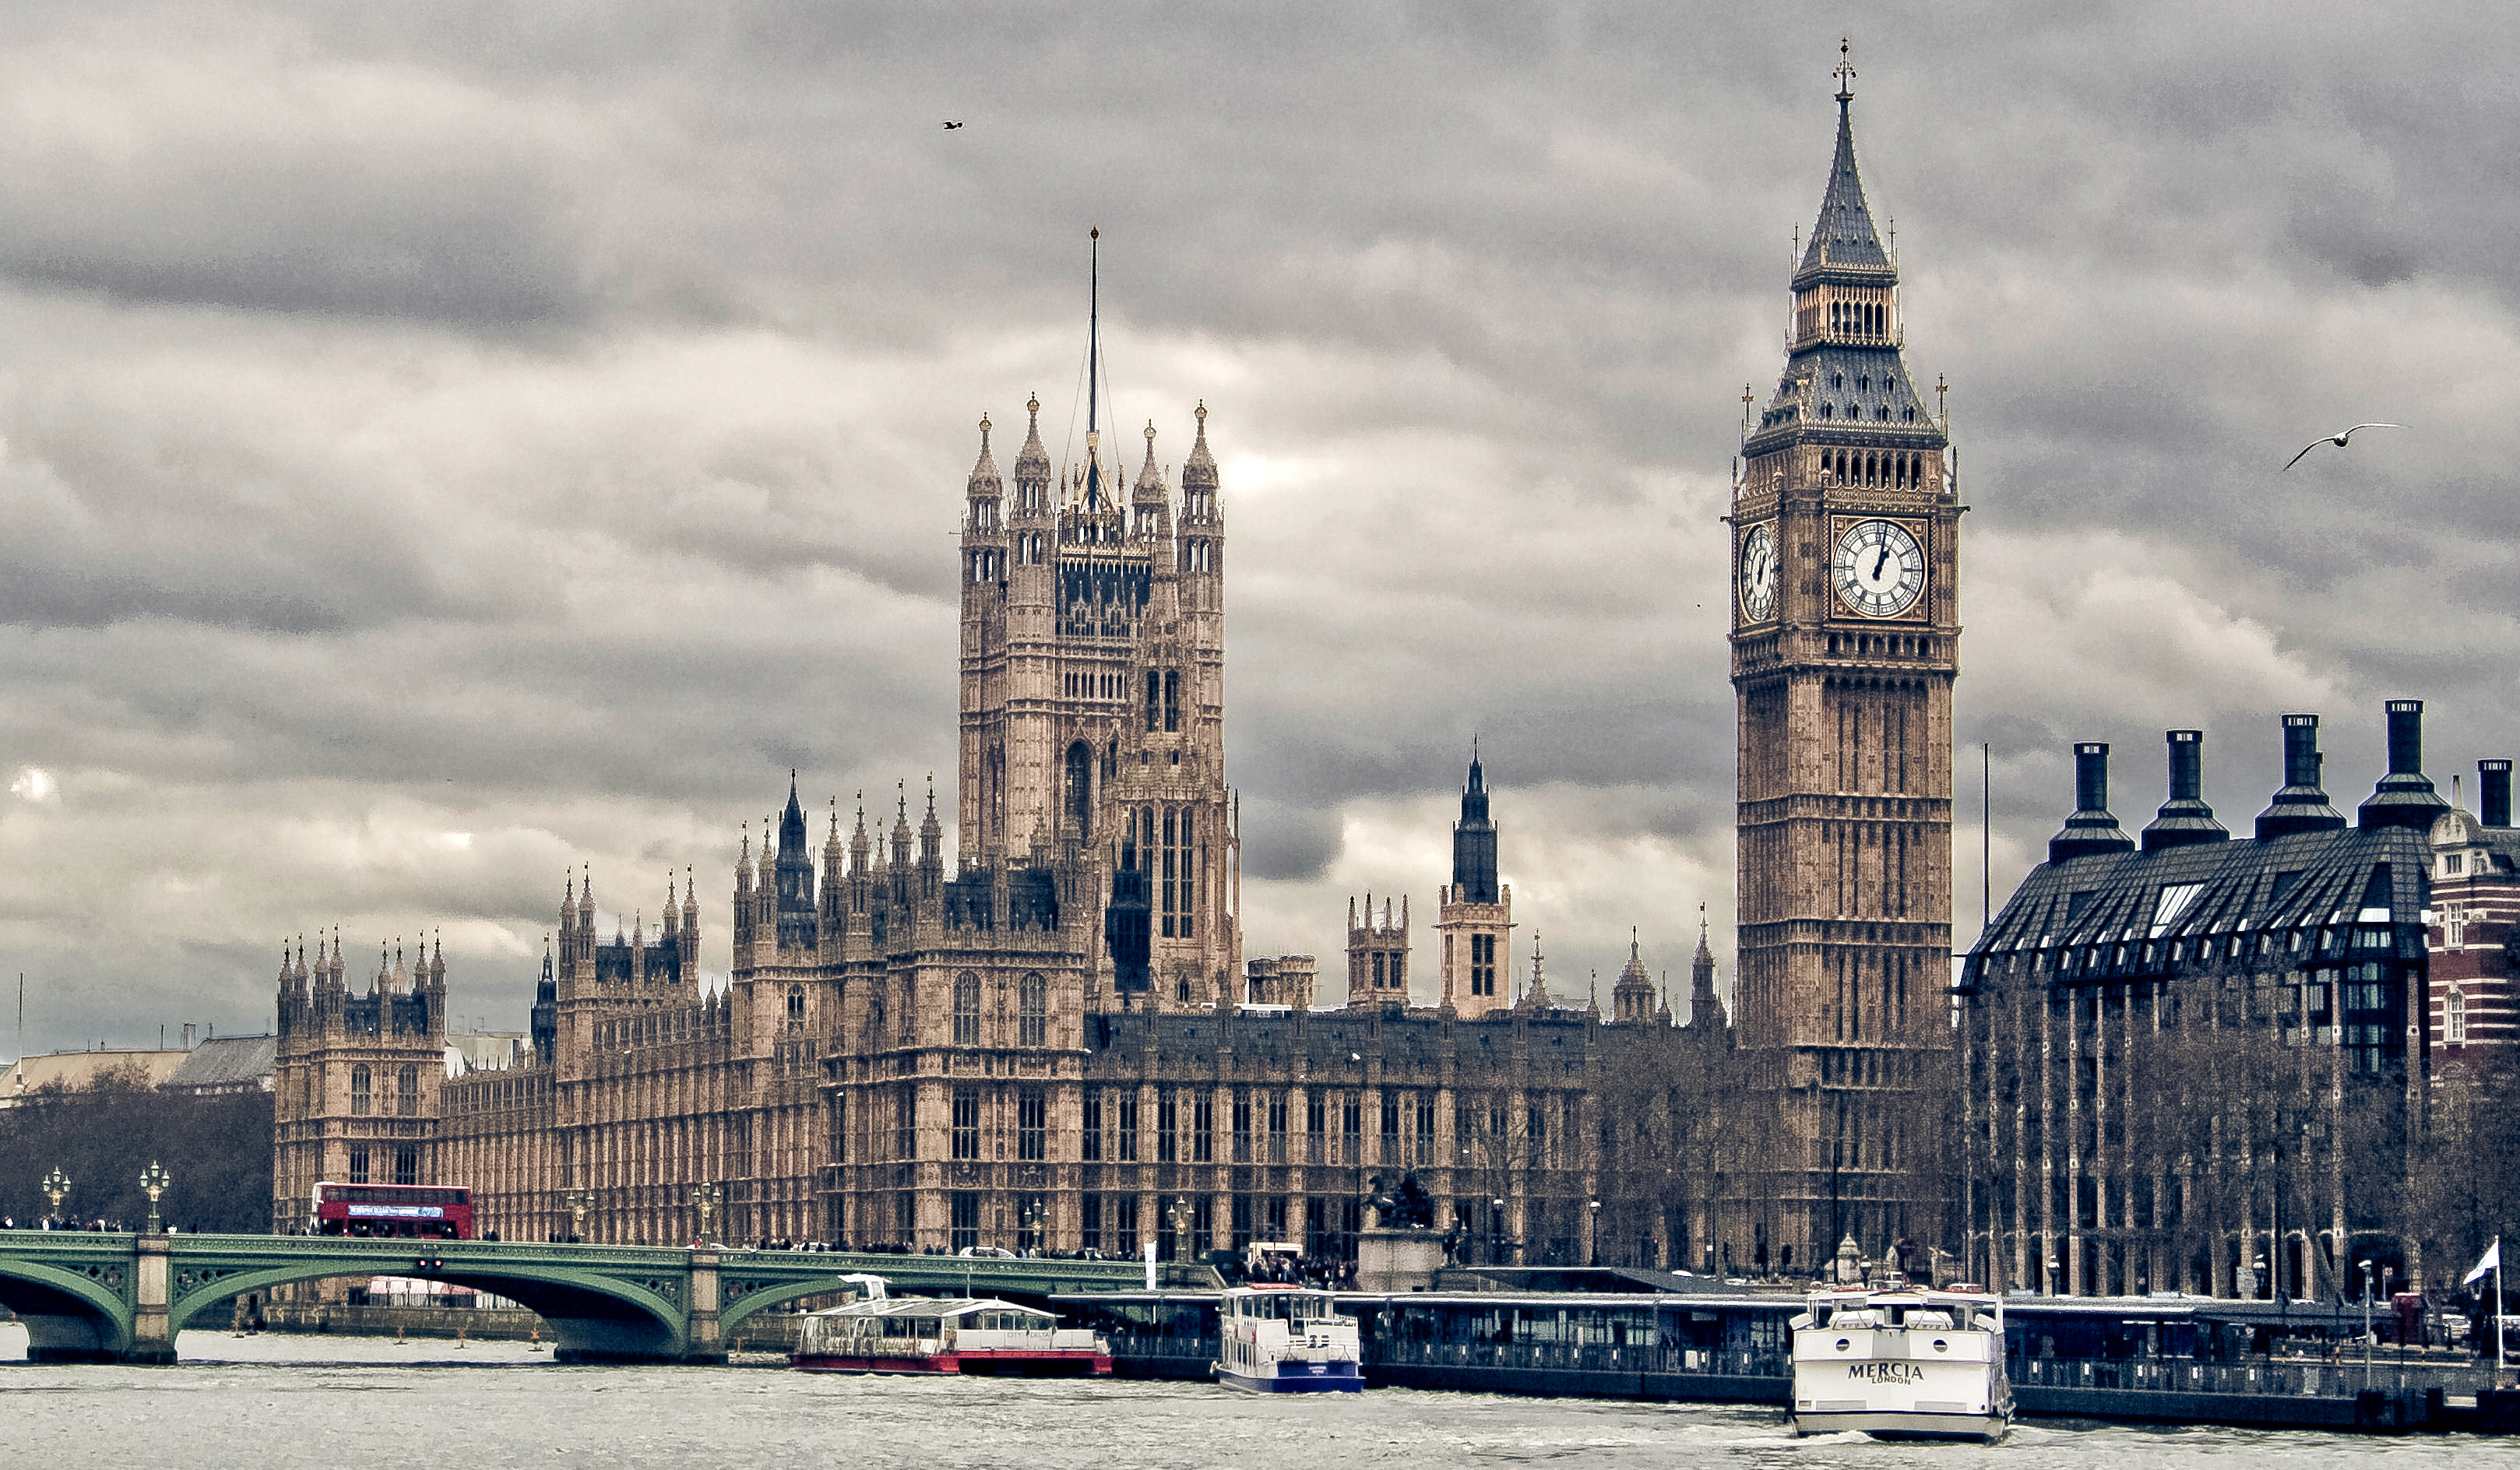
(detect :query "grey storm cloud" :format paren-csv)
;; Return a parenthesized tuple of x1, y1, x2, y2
(0, 0, 2513, 1050)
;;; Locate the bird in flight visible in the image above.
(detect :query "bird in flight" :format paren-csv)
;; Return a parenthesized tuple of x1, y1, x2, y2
(941, 120, 963, 130)
(2283, 422, 2402, 471)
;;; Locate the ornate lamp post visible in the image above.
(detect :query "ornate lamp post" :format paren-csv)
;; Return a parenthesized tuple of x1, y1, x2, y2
(1589, 1199, 1601, 1267)
(40, 1168, 69, 1223)
(1166, 1195, 1189, 1264)
(138, 1161, 171, 1234)
(564, 1189, 593, 1243)
(688, 1182, 722, 1245)
(1016, 1197, 1045, 1257)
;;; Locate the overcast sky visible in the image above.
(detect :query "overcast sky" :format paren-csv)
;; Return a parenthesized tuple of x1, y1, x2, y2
(2, 3, 2511, 1054)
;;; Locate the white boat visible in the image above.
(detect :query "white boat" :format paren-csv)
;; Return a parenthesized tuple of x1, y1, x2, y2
(792, 1281, 1110, 1377)
(1212, 1285, 1363, 1393)
(1790, 1284, 2011, 1442)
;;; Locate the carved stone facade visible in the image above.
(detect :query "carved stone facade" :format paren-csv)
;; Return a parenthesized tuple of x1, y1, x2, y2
(272, 940, 447, 1229)
(271, 325, 1740, 1268)
(1730, 76, 1960, 1265)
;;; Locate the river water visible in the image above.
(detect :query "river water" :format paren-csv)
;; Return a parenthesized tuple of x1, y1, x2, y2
(3, 1324, 2515, 1469)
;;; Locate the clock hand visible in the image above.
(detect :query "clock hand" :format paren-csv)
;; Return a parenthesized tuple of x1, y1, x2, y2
(1871, 544, 1891, 579)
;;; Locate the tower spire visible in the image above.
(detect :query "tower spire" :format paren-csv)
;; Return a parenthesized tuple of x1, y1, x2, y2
(1088, 227, 1100, 436)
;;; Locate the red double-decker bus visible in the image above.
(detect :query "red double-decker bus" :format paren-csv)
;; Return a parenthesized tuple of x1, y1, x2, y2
(310, 1183, 474, 1240)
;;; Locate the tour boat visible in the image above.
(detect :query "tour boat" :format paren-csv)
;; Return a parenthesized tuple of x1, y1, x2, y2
(1790, 1284, 2011, 1442)
(1212, 1285, 1363, 1393)
(791, 1293, 1110, 1377)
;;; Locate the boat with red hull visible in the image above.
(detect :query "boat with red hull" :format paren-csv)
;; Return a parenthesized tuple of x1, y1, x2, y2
(792, 1294, 1111, 1377)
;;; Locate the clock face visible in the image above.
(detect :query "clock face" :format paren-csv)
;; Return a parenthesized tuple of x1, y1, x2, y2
(1832, 519, 1926, 617)
(1737, 522, 1778, 623)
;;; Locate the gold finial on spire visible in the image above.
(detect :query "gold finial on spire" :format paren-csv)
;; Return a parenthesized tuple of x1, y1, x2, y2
(1195, 399, 1207, 426)
(1834, 37, 1856, 101)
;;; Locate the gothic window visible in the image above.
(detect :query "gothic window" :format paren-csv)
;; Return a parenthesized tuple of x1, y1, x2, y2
(1145, 670, 1160, 731)
(1117, 1092, 1139, 1162)
(349, 1148, 370, 1183)
(1373, 951, 1386, 986)
(1156, 1091, 1178, 1162)
(1082, 1092, 1103, 1160)
(895, 1088, 917, 1160)
(1819, 403, 1832, 420)
(787, 984, 806, 1035)
(1163, 670, 1180, 731)
(954, 972, 982, 1046)
(1019, 972, 1047, 1046)
(396, 1065, 419, 1117)
(1018, 1088, 1047, 1160)
(1065, 741, 1093, 839)
(395, 1147, 418, 1187)
(952, 1085, 980, 1159)
(1193, 1092, 1216, 1163)
(350, 1065, 371, 1116)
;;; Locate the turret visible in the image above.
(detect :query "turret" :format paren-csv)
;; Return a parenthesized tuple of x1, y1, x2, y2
(1688, 913, 1726, 1032)
(1132, 421, 1172, 547)
(530, 936, 558, 1062)
(918, 778, 944, 901)
(775, 773, 819, 951)
(1452, 744, 1498, 903)
(733, 824, 756, 960)
(1177, 402, 1223, 600)
(963, 413, 1007, 591)
(2047, 743, 2135, 863)
(1612, 930, 1656, 1025)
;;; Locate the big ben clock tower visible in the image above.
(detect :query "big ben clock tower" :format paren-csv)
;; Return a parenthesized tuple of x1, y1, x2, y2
(1730, 47, 1960, 1269)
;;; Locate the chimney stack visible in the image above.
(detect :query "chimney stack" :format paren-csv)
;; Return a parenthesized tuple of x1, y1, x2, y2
(2141, 729, 2229, 852)
(2357, 699, 2449, 830)
(2254, 714, 2347, 839)
(2047, 742, 2135, 863)
(2483, 760, 2512, 828)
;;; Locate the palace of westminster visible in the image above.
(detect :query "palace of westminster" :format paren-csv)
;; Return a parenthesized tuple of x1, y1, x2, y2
(268, 65, 2515, 1295)
(269, 73, 1950, 1276)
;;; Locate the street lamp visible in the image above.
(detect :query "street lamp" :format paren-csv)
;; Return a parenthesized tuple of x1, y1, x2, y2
(564, 1189, 593, 1243)
(1588, 1199, 1600, 1266)
(40, 1168, 69, 1223)
(2359, 1257, 2377, 1389)
(1017, 1198, 1045, 1257)
(1491, 1197, 1507, 1266)
(688, 1182, 722, 1246)
(1166, 1195, 1190, 1264)
(138, 1161, 171, 1234)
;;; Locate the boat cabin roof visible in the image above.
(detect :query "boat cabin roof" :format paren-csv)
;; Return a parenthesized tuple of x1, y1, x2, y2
(809, 1296, 1053, 1323)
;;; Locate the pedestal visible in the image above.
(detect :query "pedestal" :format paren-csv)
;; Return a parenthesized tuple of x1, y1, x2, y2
(1355, 1229, 1445, 1294)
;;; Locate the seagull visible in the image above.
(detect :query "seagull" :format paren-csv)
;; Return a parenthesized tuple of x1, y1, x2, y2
(941, 120, 963, 131)
(2282, 423, 2402, 471)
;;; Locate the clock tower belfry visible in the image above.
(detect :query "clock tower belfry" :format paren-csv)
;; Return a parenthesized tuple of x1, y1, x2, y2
(1729, 51, 1960, 1268)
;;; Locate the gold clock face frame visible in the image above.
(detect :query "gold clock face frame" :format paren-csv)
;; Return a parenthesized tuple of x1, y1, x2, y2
(1831, 518, 1926, 618)
(1738, 522, 1779, 624)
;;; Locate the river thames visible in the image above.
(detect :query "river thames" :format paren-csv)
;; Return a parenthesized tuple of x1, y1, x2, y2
(4, 1326, 2516, 1468)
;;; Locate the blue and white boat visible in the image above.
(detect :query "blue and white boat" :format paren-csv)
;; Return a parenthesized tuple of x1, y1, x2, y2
(1212, 1285, 1362, 1393)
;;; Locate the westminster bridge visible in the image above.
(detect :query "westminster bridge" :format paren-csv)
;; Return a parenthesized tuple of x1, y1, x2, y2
(0, 1231, 1163, 1363)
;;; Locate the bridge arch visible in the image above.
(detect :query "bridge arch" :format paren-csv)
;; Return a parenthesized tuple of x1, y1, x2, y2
(0, 1254, 136, 1362)
(164, 1255, 690, 1362)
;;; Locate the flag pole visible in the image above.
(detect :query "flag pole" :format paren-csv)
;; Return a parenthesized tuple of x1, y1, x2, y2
(2499, 1236, 2507, 1382)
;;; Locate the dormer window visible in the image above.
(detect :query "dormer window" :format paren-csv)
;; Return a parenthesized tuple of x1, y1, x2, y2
(2445, 853, 2465, 876)
(1832, 372, 1844, 388)
(1857, 375, 1870, 392)
(1819, 403, 1832, 419)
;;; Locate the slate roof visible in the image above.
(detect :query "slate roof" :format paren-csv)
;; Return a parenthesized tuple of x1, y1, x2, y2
(164, 1033, 278, 1093)
(1965, 823, 2433, 990)
(1798, 99, 1891, 275)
